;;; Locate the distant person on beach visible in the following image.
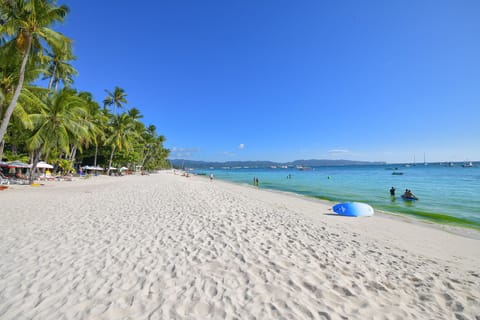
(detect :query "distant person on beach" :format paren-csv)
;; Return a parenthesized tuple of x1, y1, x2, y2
(390, 186, 396, 196)
(255, 177, 259, 186)
(210, 173, 214, 181)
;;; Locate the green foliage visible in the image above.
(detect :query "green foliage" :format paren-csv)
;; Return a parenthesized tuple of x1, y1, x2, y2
(0, 1, 170, 169)
(57, 158, 74, 174)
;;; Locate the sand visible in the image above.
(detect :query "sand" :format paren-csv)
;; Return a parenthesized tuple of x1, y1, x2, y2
(0, 171, 479, 320)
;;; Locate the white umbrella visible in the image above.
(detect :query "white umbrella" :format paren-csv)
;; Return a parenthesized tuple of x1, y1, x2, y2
(35, 161, 54, 169)
(82, 165, 104, 171)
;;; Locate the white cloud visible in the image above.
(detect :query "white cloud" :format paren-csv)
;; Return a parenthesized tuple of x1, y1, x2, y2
(238, 143, 245, 150)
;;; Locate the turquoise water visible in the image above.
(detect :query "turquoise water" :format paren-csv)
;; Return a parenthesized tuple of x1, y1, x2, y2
(195, 164, 480, 228)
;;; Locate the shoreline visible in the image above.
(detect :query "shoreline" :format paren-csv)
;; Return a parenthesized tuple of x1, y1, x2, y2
(196, 166, 480, 230)
(1, 171, 479, 319)
(192, 172, 480, 240)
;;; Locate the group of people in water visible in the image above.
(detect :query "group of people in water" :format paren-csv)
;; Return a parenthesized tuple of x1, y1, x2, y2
(390, 186, 417, 199)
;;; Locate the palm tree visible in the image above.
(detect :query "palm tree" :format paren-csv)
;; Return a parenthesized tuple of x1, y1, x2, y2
(78, 91, 107, 167)
(65, 90, 102, 164)
(103, 86, 127, 115)
(0, 32, 44, 159)
(43, 49, 77, 92)
(104, 113, 138, 176)
(25, 88, 89, 183)
(0, 0, 71, 146)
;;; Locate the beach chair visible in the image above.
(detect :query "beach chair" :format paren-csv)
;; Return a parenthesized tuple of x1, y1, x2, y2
(0, 172, 10, 185)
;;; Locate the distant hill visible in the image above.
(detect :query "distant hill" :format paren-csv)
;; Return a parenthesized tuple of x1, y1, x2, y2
(169, 159, 386, 169)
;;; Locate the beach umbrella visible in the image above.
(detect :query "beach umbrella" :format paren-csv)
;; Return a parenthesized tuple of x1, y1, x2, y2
(82, 165, 105, 171)
(7, 161, 30, 168)
(0, 161, 8, 167)
(34, 161, 54, 169)
(119, 166, 129, 171)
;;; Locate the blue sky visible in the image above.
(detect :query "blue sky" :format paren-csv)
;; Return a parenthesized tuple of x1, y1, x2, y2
(58, 0, 480, 163)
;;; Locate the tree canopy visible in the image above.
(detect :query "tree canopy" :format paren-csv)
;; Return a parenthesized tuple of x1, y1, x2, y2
(0, 0, 170, 180)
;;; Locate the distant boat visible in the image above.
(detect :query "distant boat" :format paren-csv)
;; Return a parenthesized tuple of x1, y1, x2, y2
(392, 172, 404, 175)
(296, 166, 312, 171)
(462, 162, 473, 168)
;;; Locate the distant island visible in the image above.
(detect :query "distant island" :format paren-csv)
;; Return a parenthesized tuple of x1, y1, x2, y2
(169, 159, 386, 169)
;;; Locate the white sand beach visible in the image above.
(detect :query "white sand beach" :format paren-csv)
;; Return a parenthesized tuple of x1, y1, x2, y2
(0, 171, 479, 320)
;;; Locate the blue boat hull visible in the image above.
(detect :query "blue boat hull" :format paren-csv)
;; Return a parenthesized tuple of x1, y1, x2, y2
(332, 202, 374, 217)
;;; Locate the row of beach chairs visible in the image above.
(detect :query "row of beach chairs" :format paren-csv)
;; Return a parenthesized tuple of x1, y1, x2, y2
(0, 172, 73, 184)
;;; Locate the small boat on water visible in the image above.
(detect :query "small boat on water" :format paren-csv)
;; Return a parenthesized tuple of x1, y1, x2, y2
(392, 172, 403, 175)
(401, 195, 418, 201)
(462, 162, 473, 167)
(296, 166, 312, 171)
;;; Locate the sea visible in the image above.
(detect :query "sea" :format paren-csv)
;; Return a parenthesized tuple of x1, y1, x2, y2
(194, 163, 480, 229)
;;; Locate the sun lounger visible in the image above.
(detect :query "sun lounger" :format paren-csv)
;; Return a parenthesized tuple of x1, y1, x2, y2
(0, 172, 11, 185)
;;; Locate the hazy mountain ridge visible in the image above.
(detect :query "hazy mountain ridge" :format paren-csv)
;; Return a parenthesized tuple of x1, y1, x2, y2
(169, 159, 386, 169)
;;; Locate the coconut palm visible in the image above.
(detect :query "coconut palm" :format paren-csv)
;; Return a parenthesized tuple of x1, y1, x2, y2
(0, 34, 45, 159)
(104, 113, 138, 176)
(78, 91, 107, 167)
(25, 88, 89, 183)
(103, 86, 127, 115)
(0, 0, 71, 146)
(43, 49, 77, 92)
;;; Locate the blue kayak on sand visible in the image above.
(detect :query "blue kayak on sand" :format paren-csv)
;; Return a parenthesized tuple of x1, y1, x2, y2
(332, 202, 374, 217)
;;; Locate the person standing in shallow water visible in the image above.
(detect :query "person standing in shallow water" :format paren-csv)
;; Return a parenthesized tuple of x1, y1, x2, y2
(390, 186, 396, 196)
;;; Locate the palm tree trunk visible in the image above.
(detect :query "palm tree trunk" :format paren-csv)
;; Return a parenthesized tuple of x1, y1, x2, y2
(94, 144, 98, 166)
(48, 63, 56, 91)
(107, 145, 116, 176)
(69, 145, 77, 161)
(28, 148, 42, 184)
(0, 141, 4, 161)
(0, 34, 32, 156)
(140, 147, 150, 169)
